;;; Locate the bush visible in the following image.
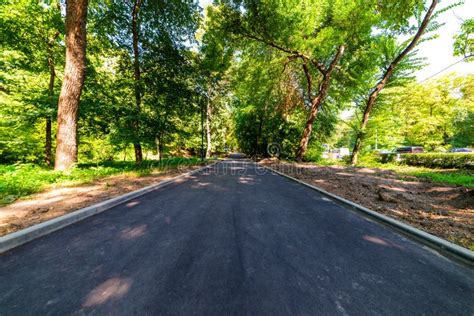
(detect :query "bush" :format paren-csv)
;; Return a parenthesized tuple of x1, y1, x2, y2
(304, 142, 325, 162)
(358, 152, 384, 165)
(380, 153, 397, 163)
(401, 153, 474, 169)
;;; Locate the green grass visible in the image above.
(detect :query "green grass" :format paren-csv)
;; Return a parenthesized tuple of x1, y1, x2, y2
(314, 158, 474, 187)
(0, 157, 205, 205)
(374, 164, 474, 188)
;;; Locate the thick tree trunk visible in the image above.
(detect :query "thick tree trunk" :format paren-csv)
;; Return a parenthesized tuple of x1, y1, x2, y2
(134, 143, 143, 163)
(350, 0, 438, 165)
(295, 45, 345, 161)
(54, 0, 88, 171)
(132, 0, 143, 164)
(205, 98, 212, 158)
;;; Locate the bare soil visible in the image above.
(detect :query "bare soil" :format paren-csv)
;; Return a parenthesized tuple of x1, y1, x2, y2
(0, 165, 205, 236)
(260, 159, 474, 250)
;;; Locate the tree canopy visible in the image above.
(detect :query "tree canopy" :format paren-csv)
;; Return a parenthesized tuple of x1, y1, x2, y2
(0, 0, 471, 166)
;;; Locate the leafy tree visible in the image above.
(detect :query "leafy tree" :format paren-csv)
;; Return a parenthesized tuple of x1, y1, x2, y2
(350, 0, 439, 164)
(211, 0, 436, 160)
(346, 74, 474, 153)
(0, 0, 63, 165)
(91, 0, 200, 163)
(199, 5, 233, 157)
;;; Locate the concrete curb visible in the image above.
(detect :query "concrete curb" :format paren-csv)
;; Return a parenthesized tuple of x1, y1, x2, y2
(258, 163, 474, 266)
(0, 162, 217, 254)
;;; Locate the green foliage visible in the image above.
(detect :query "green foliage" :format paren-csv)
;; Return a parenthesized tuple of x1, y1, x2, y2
(212, 0, 436, 159)
(86, 0, 203, 156)
(1, 0, 469, 181)
(0, 0, 63, 163)
(342, 74, 474, 152)
(304, 142, 326, 162)
(357, 152, 385, 165)
(0, 157, 204, 205)
(401, 153, 474, 169)
(453, 18, 473, 61)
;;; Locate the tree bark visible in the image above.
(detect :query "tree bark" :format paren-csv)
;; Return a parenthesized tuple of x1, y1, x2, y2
(45, 118, 52, 166)
(54, 0, 88, 170)
(45, 30, 59, 167)
(205, 91, 212, 158)
(132, 0, 143, 164)
(295, 45, 345, 161)
(45, 51, 55, 167)
(155, 137, 161, 161)
(350, 0, 438, 165)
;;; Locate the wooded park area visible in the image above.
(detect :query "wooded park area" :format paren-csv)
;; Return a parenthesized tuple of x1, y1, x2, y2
(1, 0, 473, 166)
(1, 1, 473, 215)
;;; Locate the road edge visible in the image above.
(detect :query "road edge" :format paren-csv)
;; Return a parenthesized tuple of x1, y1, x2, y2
(258, 163, 474, 266)
(0, 161, 217, 254)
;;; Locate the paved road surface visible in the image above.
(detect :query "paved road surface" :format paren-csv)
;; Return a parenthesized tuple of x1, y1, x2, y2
(1, 159, 473, 315)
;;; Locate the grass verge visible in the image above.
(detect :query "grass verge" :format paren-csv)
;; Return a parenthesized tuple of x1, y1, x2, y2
(362, 163, 474, 188)
(315, 159, 474, 188)
(0, 157, 205, 205)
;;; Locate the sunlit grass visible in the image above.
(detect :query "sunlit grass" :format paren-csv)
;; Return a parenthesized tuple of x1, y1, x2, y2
(314, 158, 474, 188)
(377, 164, 474, 188)
(0, 157, 205, 205)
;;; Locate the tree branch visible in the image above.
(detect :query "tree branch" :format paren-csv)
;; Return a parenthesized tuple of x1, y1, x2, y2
(327, 45, 345, 75)
(242, 32, 304, 57)
(302, 60, 313, 103)
(377, 0, 438, 88)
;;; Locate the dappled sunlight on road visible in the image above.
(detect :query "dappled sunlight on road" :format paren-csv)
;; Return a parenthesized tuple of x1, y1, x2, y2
(238, 176, 255, 184)
(120, 224, 147, 240)
(83, 277, 133, 307)
(125, 200, 140, 208)
(363, 235, 404, 250)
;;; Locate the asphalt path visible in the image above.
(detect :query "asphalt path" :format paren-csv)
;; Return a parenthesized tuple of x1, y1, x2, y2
(0, 159, 473, 315)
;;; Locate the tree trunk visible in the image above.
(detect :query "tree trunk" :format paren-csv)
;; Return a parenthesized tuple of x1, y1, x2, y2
(205, 98, 212, 158)
(155, 137, 162, 161)
(132, 0, 143, 164)
(295, 95, 323, 160)
(158, 134, 163, 161)
(295, 45, 345, 161)
(350, 92, 379, 165)
(350, 0, 438, 165)
(45, 49, 56, 166)
(54, 0, 88, 171)
(134, 143, 143, 163)
(45, 118, 52, 166)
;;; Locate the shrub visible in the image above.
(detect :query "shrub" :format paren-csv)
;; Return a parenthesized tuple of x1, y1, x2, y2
(401, 153, 474, 169)
(380, 153, 397, 163)
(351, 152, 380, 165)
(304, 142, 325, 162)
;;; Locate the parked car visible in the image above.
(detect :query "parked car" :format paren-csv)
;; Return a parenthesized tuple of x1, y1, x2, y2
(394, 146, 424, 154)
(449, 148, 473, 153)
